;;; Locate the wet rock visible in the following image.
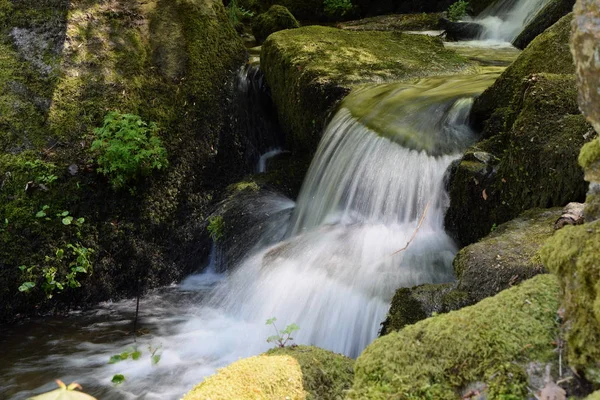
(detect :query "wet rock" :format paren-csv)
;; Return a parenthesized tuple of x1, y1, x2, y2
(440, 18, 485, 41)
(337, 13, 442, 32)
(512, 0, 575, 50)
(252, 5, 300, 45)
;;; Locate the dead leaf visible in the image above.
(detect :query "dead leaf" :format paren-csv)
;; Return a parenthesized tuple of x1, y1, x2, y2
(482, 189, 488, 201)
(537, 381, 566, 400)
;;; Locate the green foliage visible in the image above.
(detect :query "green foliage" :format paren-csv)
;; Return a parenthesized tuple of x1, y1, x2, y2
(111, 374, 125, 385)
(447, 0, 469, 21)
(266, 317, 300, 348)
(323, 0, 353, 19)
(207, 215, 225, 241)
(90, 112, 168, 190)
(227, 0, 254, 28)
(109, 344, 162, 384)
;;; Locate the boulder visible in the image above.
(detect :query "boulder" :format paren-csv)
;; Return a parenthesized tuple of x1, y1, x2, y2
(350, 275, 563, 399)
(445, 73, 595, 246)
(252, 5, 300, 45)
(440, 18, 485, 41)
(512, 0, 575, 50)
(182, 346, 354, 400)
(260, 26, 473, 153)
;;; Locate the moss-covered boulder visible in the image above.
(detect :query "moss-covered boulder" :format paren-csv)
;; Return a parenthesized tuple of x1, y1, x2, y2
(471, 13, 575, 128)
(512, 0, 575, 50)
(445, 73, 595, 246)
(182, 354, 306, 400)
(380, 282, 470, 335)
(337, 13, 442, 32)
(183, 346, 354, 400)
(0, 0, 246, 321)
(454, 207, 560, 302)
(260, 26, 473, 153)
(588, 391, 600, 400)
(252, 5, 300, 45)
(350, 274, 562, 399)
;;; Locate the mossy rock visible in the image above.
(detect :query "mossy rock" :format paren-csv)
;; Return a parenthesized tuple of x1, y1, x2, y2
(252, 0, 324, 21)
(541, 220, 600, 386)
(445, 74, 595, 246)
(260, 26, 473, 154)
(267, 346, 355, 399)
(183, 346, 354, 400)
(471, 13, 575, 129)
(337, 13, 442, 32)
(454, 207, 561, 303)
(587, 391, 600, 400)
(380, 282, 470, 335)
(182, 354, 306, 400)
(350, 274, 562, 399)
(252, 5, 300, 45)
(512, 0, 575, 50)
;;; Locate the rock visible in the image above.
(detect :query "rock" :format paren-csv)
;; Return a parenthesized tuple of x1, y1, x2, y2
(337, 13, 442, 32)
(512, 0, 575, 50)
(252, 5, 300, 45)
(182, 346, 354, 400)
(379, 282, 470, 335)
(440, 18, 485, 41)
(454, 208, 561, 303)
(350, 275, 563, 399)
(445, 73, 595, 246)
(587, 391, 600, 400)
(471, 13, 575, 129)
(260, 26, 473, 153)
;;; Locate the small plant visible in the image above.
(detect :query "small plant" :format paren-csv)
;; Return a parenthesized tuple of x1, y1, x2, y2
(207, 215, 225, 241)
(109, 344, 162, 384)
(266, 317, 299, 348)
(323, 0, 353, 19)
(90, 112, 168, 190)
(227, 0, 254, 27)
(447, 0, 469, 21)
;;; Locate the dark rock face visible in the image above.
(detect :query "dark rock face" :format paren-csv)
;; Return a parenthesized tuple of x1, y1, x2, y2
(440, 18, 485, 41)
(512, 0, 575, 50)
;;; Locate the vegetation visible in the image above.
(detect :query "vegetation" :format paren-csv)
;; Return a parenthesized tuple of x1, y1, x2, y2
(207, 215, 225, 241)
(323, 0, 354, 19)
(266, 317, 300, 347)
(447, 0, 469, 21)
(90, 112, 169, 191)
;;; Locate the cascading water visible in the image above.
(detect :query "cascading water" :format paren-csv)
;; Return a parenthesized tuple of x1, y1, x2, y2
(474, 0, 552, 42)
(1, 70, 505, 399)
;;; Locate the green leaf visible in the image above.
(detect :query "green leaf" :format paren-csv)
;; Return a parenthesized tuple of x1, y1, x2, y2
(62, 216, 74, 225)
(151, 354, 161, 365)
(18, 282, 36, 292)
(36, 211, 46, 218)
(266, 317, 277, 325)
(61, 211, 70, 217)
(131, 351, 142, 360)
(266, 335, 281, 343)
(108, 355, 123, 364)
(111, 374, 126, 384)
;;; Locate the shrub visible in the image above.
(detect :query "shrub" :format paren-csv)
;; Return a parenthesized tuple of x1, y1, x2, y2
(91, 112, 168, 190)
(323, 0, 353, 19)
(447, 0, 469, 21)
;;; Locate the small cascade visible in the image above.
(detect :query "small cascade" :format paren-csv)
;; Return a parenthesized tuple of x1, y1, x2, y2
(475, 0, 551, 42)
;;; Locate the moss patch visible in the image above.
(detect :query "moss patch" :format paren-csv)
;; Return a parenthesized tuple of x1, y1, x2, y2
(252, 5, 299, 44)
(267, 346, 355, 400)
(541, 220, 600, 385)
(350, 274, 562, 399)
(260, 26, 473, 153)
(182, 354, 306, 400)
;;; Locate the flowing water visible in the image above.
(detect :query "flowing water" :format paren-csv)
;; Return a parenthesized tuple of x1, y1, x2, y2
(1, 51, 520, 399)
(474, 0, 552, 42)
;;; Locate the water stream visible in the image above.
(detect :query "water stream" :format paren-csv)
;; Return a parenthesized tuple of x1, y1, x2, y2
(474, 0, 552, 42)
(1, 44, 521, 400)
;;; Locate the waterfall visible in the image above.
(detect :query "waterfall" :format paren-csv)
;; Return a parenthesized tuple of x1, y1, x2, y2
(475, 0, 552, 42)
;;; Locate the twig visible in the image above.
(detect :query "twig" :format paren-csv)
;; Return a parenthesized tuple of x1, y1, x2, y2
(390, 200, 431, 256)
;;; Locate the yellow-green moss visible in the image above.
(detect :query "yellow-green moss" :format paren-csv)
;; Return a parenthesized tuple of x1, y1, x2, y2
(267, 346, 355, 400)
(182, 354, 306, 400)
(587, 391, 600, 400)
(252, 5, 300, 44)
(540, 221, 600, 385)
(350, 274, 561, 399)
(260, 26, 473, 153)
(579, 138, 600, 183)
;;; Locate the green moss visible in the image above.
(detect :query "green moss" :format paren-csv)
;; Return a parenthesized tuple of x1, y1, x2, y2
(252, 5, 300, 44)
(350, 275, 561, 399)
(182, 354, 306, 400)
(512, 0, 575, 50)
(540, 221, 600, 385)
(579, 138, 600, 183)
(472, 13, 575, 126)
(267, 346, 354, 400)
(261, 26, 473, 153)
(587, 391, 600, 400)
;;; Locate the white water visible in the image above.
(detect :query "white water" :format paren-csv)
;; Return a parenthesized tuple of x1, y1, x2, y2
(474, 0, 552, 42)
(3, 82, 478, 399)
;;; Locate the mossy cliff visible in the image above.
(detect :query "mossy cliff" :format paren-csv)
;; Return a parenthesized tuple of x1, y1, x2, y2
(182, 346, 354, 400)
(350, 275, 562, 399)
(0, 0, 246, 321)
(260, 26, 473, 154)
(446, 71, 594, 246)
(512, 0, 575, 50)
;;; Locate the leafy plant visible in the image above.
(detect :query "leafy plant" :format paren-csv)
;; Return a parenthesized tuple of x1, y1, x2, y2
(266, 317, 300, 348)
(109, 344, 162, 384)
(447, 0, 469, 21)
(24, 159, 59, 186)
(90, 112, 168, 190)
(207, 215, 225, 241)
(227, 0, 254, 27)
(323, 0, 353, 19)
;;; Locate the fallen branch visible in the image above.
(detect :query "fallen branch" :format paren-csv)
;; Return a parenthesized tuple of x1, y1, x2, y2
(391, 200, 431, 256)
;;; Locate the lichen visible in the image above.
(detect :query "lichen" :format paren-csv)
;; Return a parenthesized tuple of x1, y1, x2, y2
(350, 274, 562, 399)
(182, 354, 307, 400)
